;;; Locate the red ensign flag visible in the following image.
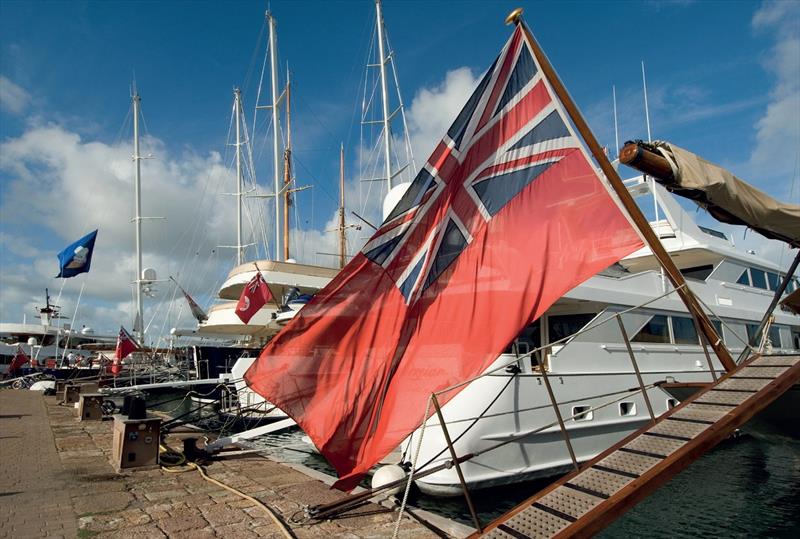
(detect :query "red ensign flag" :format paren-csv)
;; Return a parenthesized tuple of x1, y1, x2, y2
(8, 345, 30, 374)
(115, 326, 139, 361)
(235, 273, 273, 324)
(245, 25, 644, 490)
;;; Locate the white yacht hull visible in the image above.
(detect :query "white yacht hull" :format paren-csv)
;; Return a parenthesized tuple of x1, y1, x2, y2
(408, 354, 714, 497)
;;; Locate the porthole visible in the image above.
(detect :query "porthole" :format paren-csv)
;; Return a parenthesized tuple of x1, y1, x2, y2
(572, 405, 593, 421)
(619, 402, 636, 416)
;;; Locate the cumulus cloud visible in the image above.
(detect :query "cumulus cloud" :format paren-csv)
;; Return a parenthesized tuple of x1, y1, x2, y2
(0, 75, 30, 115)
(749, 1, 800, 186)
(0, 121, 278, 338)
(406, 67, 480, 165)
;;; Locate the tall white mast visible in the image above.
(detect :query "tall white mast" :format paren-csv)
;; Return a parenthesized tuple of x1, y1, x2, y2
(234, 88, 244, 265)
(268, 12, 282, 260)
(612, 85, 619, 153)
(132, 93, 144, 343)
(375, 0, 394, 190)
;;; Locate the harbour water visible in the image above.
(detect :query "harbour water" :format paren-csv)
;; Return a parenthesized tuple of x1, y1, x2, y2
(157, 393, 800, 536)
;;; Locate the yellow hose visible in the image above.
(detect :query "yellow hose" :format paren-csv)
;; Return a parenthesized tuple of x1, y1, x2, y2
(159, 445, 294, 539)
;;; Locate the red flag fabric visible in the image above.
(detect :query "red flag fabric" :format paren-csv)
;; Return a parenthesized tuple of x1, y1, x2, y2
(245, 26, 645, 490)
(235, 272, 273, 324)
(114, 326, 139, 361)
(8, 345, 30, 374)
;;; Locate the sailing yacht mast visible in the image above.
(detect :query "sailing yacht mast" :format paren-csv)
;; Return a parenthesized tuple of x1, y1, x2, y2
(234, 88, 245, 266)
(375, 0, 394, 191)
(339, 143, 346, 269)
(283, 71, 292, 260)
(132, 93, 144, 343)
(268, 13, 283, 261)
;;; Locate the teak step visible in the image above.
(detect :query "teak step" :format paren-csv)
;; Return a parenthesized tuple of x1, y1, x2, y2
(476, 354, 800, 538)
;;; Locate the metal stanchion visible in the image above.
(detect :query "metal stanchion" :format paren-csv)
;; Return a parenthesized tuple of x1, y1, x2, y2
(537, 353, 579, 471)
(431, 393, 482, 533)
(692, 316, 718, 382)
(616, 316, 656, 422)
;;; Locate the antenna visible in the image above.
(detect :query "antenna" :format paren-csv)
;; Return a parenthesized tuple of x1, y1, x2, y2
(641, 61, 652, 142)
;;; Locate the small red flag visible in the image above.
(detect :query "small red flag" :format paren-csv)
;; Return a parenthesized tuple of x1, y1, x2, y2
(8, 345, 30, 374)
(115, 326, 139, 361)
(235, 273, 273, 324)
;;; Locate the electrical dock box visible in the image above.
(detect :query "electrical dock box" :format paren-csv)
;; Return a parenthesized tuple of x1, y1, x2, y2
(62, 382, 101, 404)
(78, 393, 105, 421)
(111, 415, 161, 472)
(63, 384, 81, 404)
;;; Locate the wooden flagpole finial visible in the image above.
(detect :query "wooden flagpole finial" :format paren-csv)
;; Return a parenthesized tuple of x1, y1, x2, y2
(505, 7, 523, 26)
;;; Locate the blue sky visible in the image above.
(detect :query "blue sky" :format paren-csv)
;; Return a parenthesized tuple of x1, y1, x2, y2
(1, 0, 798, 337)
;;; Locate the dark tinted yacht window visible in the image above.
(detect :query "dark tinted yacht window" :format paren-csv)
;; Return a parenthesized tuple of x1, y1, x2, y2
(766, 272, 780, 291)
(672, 317, 699, 344)
(681, 265, 713, 281)
(736, 269, 750, 285)
(750, 269, 768, 289)
(632, 315, 670, 343)
(548, 314, 596, 343)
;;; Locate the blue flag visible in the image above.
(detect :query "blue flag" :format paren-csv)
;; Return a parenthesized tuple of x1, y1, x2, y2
(56, 229, 98, 278)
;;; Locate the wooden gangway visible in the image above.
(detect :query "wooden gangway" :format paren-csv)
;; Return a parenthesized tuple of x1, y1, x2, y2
(475, 353, 800, 538)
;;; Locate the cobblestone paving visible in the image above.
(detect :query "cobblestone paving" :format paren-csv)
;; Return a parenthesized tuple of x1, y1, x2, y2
(1, 391, 438, 538)
(1, 390, 78, 538)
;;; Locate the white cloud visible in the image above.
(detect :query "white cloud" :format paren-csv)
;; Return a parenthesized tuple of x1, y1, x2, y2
(749, 1, 800, 187)
(0, 75, 30, 115)
(0, 122, 275, 337)
(406, 67, 480, 165)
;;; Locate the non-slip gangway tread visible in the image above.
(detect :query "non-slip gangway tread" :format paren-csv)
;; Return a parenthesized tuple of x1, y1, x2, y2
(694, 389, 754, 406)
(478, 354, 800, 538)
(714, 377, 773, 392)
(670, 404, 731, 423)
(732, 366, 790, 378)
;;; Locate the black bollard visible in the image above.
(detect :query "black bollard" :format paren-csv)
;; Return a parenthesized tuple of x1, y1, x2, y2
(127, 396, 147, 420)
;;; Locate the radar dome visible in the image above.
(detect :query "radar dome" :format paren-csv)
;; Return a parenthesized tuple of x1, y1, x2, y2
(142, 268, 157, 281)
(27, 337, 38, 346)
(382, 182, 412, 221)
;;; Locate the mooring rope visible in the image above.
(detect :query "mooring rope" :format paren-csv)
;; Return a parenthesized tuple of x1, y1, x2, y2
(392, 395, 432, 539)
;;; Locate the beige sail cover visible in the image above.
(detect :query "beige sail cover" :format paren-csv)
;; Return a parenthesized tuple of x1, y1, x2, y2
(653, 142, 800, 247)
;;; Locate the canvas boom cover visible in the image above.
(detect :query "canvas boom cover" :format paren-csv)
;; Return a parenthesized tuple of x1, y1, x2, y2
(245, 26, 644, 490)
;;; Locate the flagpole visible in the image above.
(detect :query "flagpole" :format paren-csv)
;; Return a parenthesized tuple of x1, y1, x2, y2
(61, 281, 86, 363)
(507, 9, 735, 371)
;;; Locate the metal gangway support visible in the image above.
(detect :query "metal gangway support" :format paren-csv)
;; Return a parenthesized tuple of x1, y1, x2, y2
(476, 353, 800, 538)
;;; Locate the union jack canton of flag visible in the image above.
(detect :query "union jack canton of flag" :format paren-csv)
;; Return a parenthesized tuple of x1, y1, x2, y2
(363, 26, 591, 304)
